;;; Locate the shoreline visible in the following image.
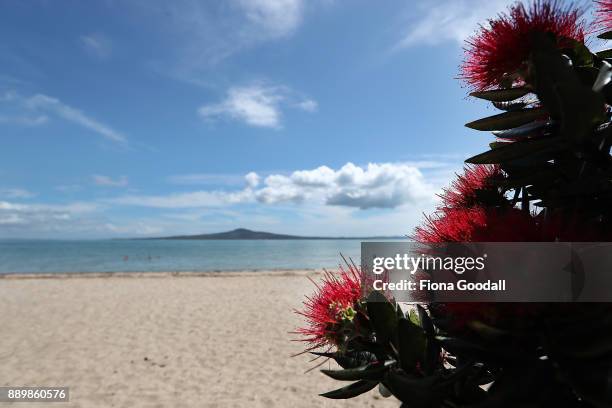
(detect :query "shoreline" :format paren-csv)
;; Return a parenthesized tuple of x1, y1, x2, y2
(0, 269, 396, 407)
(0, 268, 324, 280)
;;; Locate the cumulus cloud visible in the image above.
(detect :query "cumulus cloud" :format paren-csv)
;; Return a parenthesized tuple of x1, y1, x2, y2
(0, 90, 126, 143)
(256, 162, 436, 209)
(110, 162, 439, 210)
(394, 0, 510, 48)
(245, 172, 260, 188)
(198, 83, 316, 128)
(79, 33, 112, 60)
(0, 161, 457, 237)
(92, 175, 129, 187)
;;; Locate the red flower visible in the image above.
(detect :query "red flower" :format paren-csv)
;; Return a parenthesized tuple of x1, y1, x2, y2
(294, 265, 364, 350)
(415, 207, 540, 243)
(595, 0, 612, 32)
(440, 165, 501, 209)
(461, 0, 585, 90)
(415, 207, 486, 243)
(415, 165, 537, 243)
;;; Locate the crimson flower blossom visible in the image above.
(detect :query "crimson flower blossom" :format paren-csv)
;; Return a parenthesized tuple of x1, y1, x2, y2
(595, 0, 612, 32)
(461, 0, 585, 90)
(294, 265, 364, 350)
(414, 165, 538, 243)
(415, 207, 540, 244)
(440, 165, 501, 209)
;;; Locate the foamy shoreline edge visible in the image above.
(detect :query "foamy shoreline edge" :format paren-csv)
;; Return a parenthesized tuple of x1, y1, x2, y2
(0, 269, 325, 280)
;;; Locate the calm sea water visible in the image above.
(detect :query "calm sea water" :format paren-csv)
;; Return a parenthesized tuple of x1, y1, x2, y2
(0, 239, 399, 274)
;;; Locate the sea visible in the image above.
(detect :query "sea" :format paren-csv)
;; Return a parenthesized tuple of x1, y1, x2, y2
(0, 239, 400, 274)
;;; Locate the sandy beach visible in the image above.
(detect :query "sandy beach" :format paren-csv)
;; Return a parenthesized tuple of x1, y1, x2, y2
(0, 271, 398, 408)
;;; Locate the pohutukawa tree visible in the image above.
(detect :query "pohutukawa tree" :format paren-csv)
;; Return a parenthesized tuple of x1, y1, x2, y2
(294, 1, 612, 406)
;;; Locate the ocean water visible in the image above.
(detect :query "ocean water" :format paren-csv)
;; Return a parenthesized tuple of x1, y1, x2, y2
(0, 239, 398, 274)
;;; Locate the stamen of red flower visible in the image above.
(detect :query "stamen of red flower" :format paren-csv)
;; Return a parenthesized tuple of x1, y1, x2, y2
(293, 265, 364, 350)
(461, 0, 585, 90)
(440, 165, 501, 209)
(594, 0, 612, 32)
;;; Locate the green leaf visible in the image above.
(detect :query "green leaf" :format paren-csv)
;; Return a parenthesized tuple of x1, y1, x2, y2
(492, 100, 529, 111)
(321, 360, 394, 381)
(596, 49, 612, 59)
(311, 351, 377, 369)
(559, 87, 606, 143)
(408, 309, 420, 326)
(491, 120, 549, 140)
(416, 306, 440, 376)
(598, 31, 612, 40)
(366, 291, 398, 345)
(416, 306, 434, 337)
(575, 65, 601, 86)
(469, 87, 530, 102)
(465, 137, 564, 164)
(495, 166, 559, 189)
(593, 62, 612, 92)
(467, 321, 508, 337)
(530, 38, 607, 142)
(384, 371, 448, 406)
(319, 380, 378, 399)
(489, 141, 510, 149)
(397, 318, 426, 372)
(465, 107, 547, 131)
(569, 39, 594, 66)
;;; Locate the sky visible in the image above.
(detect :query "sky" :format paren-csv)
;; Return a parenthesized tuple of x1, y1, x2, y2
(0, 0, 591, 239)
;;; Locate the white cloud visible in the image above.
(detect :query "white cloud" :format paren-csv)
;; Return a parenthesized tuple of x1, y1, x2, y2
(296, 99, 318, 112)
(0, 198, 176, 238)
(0, 114, 48, 126)
(0, 188, 35, 199)
(167, 173, 246, 186)
(109, 162, 440, 210)
(109, 189, 254, 208)
(256, 162, 436, 209)
(394, 0, 510, 48)
(25, 94, 127, 143)
(0, 90, 126, 143)
(92, 175, 129, 187)
(127, 0, 319, 82)
(198, 83, 316, 128)
(237, 0, 304, 37)
(0, 160, 461, 238)
(102, 222, 163, 236)
(199, 85, 280, 127)
(0, 200, 98, 227)
(245, 172, 260, 188)
(79, 33, 112, 60)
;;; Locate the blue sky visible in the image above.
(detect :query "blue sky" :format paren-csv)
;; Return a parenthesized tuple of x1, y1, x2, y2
(0, 0, 571, 238)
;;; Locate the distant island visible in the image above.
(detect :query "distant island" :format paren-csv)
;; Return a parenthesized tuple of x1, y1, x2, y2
(144, 228, 403, 240)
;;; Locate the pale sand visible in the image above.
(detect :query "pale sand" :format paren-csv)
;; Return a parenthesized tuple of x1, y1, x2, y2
(0, 271, 399, 407)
